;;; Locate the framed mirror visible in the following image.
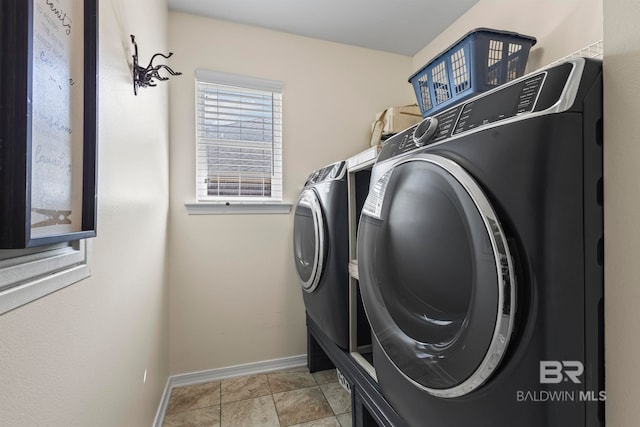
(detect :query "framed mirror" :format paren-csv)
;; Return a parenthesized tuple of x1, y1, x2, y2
(0, 0, 98, 248)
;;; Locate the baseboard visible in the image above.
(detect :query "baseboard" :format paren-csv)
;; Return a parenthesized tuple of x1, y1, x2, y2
(153, 354, 307, 427)
(152, 377, 172, 427)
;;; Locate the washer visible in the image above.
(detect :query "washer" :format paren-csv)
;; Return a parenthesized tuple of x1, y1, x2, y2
(356, 58, 603, 426)
(293, 160, 350, 349)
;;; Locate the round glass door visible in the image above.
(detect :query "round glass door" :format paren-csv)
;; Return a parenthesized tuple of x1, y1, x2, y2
(293, 189, 325, 293)
(357, 153, 516, 398)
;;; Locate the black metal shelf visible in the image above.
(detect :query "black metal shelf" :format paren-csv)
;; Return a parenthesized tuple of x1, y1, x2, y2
(307, 314, 408, 427)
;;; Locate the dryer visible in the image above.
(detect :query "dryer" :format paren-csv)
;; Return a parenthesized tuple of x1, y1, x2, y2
(356, 58, 603, 426)
(293, 161, 350, 349)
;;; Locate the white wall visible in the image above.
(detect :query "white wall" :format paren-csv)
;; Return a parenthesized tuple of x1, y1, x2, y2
(603, 0, 640, 424)
(167, 12, 414, 374)
(412, 0, 603, 75)
(0, 1, 170, 425)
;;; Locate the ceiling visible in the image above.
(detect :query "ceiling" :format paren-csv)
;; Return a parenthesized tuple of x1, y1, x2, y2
(167, 0, 479, 56)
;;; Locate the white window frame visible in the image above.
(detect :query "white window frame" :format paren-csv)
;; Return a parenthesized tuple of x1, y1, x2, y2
(0, 240, 91, 315)
(186, 69, 290, 215)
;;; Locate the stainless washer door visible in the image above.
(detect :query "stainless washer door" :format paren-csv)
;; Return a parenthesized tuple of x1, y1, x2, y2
(293, 189, 325, 293)
(357, 153, 516, 398)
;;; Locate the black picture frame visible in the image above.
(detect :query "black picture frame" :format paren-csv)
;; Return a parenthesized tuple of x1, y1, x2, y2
(0, 0, 98, 248)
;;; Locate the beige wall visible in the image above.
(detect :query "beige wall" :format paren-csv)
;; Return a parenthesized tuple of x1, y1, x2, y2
(167, 12, 414, 374)
(603, 0, 640, 424)
(166, 0, 606, 378)
(0, 1, 170, 426)
(412, 0, 603, 75)
(0, 1, 620, 424)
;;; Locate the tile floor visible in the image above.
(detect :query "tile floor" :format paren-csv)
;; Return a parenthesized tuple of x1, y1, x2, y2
(162, 367, 352, 427)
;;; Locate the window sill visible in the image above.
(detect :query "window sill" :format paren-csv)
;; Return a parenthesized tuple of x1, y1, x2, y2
(184, 202, 292, 215)
(0, 240, 91, 315)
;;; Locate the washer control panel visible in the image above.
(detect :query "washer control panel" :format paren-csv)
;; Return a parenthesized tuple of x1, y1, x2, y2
(376, 62, 575, 164)
(413, 117, 439, 147)
(452, 73, 545, 135)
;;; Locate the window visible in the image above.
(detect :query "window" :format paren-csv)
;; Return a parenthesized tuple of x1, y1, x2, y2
(195, 69, 283, 204)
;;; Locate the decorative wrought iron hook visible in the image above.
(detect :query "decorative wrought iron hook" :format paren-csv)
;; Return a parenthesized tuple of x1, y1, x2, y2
(131, 34, 182, 95)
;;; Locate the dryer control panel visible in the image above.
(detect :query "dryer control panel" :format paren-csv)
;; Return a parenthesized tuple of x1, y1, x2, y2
(306, 160, 347, 185)
(377, 61, 576, 164)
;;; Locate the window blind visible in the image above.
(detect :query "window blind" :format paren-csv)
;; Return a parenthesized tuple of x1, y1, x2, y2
(195, 70, 283, 201)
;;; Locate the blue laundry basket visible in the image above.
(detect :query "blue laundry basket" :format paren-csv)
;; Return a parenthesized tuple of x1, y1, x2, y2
(409, 28, 537, 117)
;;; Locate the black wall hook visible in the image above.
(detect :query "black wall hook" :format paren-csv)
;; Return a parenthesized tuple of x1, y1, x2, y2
(131, 34, 182, 95)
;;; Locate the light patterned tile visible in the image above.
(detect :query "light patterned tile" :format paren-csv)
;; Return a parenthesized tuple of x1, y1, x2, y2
(162, 405, 220, 427)
(267, 369, 317, 393)
(289, 416, 341, 427)
(311, 369, 337, 385)
(166, 381, 221, 415)
(221, 374, 271, 403)
(220, 395, 280, 427)
(273, 386, 334, 426)
(319, 383, 351, 415)
(336, 412, 352, 427)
